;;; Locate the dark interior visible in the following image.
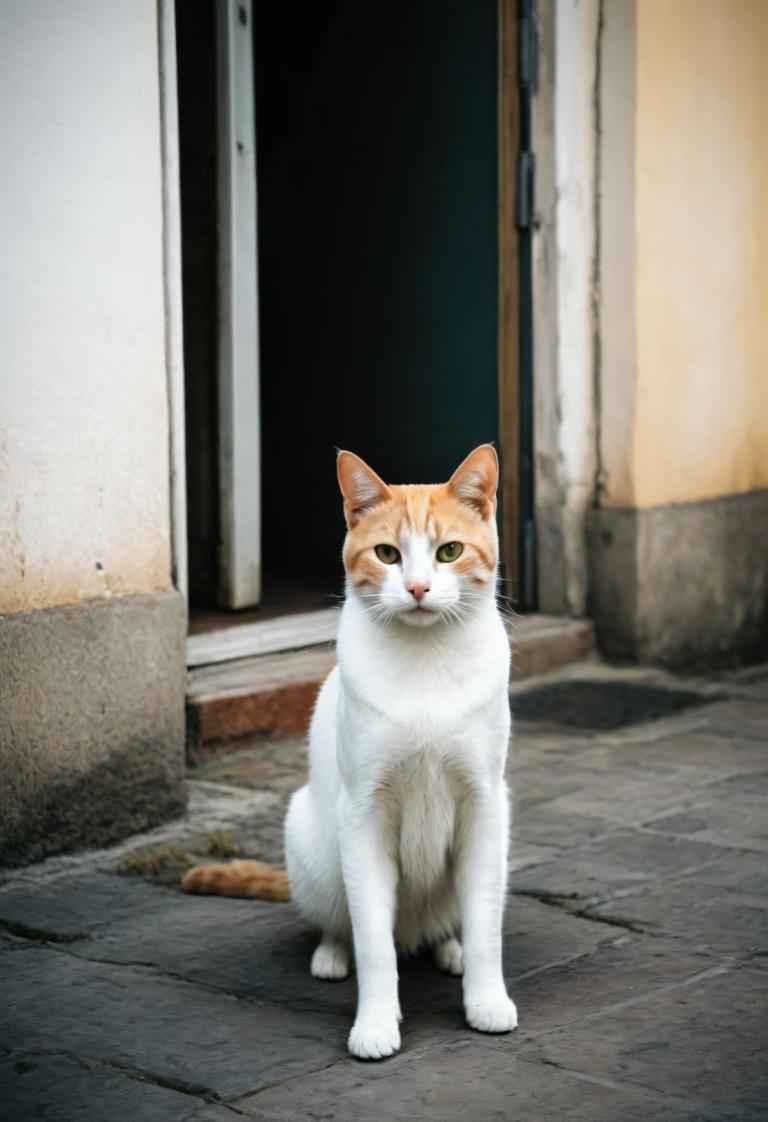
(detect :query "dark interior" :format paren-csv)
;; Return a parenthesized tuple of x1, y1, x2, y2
(178, 0, 499, 609)
(176, 0, 219, 606)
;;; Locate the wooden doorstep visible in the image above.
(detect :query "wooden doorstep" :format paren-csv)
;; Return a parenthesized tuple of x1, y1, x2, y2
(186, 607, 341, 667)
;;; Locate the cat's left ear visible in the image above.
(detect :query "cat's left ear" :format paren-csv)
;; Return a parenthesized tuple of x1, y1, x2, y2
(337, 450, 392, 528)
(448, 444, 498, 519)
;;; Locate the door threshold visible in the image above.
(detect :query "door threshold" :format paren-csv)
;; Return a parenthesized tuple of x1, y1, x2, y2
(185, 613, 597, 757)
(186, 606, 341, 668)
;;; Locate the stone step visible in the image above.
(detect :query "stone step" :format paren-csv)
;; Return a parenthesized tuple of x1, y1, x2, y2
(186, 614, 594, 760)
(186, 646, 337, 761)
(509, 613, 595, 680)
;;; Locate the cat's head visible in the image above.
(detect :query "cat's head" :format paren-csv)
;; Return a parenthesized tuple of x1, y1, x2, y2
(337, 445, 499, 628)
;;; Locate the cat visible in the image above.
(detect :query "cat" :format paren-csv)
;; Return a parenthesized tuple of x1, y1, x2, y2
(184, 444, 517, 1059)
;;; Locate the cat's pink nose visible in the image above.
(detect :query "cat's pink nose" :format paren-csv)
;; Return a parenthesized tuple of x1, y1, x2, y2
(407, 582, 430, 601)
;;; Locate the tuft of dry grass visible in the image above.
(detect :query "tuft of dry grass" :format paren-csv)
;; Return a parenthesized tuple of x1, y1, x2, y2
(207, 831, 241, 857)
(117, 843, 191, 876)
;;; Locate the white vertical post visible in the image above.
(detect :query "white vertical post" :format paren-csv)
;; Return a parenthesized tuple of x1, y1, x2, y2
(216, 0, 261, 608)
(158, 0, 188, 605)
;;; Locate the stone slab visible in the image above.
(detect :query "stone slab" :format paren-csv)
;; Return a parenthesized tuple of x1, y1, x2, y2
(513, 809, 614, 849)
(584, 730, 768, 785)
(519, 768, 719, 832)
(510, 830, 738, 905)
(75, 893, 354, 1016)
(233, 1037, 744, 1122)
(0, 945, 347, 1099)
(0, 873, 184, 941)
(0, 1051, 214, 1122)
(674, 848, 768, 898)
(511, 933, 721, 1037)
(66, 885, 612, 1027)
(190, 737, 308, 797)
(642, 772, 768, 851)
(585, 857, 768, 955)
(515, 965, 768, 1117)
(694, 698, 768, 742)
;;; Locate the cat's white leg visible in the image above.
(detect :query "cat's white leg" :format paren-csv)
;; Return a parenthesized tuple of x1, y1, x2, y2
(341, 809, 401, 1060)
(285, 786, 350, 943)
(456, 786, 518, 1033)
(311, 936, 350, 980)
(434, 936, 463, 976)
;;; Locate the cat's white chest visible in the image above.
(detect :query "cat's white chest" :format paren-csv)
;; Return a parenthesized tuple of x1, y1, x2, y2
(337, 605, 510, 731)
(384, 748, 465, 890)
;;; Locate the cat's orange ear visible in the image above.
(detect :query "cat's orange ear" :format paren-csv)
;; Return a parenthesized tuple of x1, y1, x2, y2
(337, 450, 392, 528)
(447, 444, 498, 519)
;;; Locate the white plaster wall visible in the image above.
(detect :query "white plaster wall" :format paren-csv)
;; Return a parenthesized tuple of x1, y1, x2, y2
(533, 0, 599, 616)
(553, 0, 599, 614)
(0, 0, 172, 614)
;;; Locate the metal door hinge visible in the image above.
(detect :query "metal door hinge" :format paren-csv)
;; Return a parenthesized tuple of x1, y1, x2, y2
(516, 150, 534, 229)
(518, 0, 538, 93)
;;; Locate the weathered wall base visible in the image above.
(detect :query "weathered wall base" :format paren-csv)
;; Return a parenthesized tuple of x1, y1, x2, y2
(0, 591, 187, 866)
(588, 489, 768, 668)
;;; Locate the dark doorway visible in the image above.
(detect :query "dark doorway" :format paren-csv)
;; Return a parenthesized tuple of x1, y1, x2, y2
(255, 1, 499, 590)
(177, 0, 503, 618)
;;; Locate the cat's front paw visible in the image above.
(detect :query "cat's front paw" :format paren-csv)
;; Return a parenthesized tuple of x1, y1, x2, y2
(465, 991, 518, 1034)
(348, 1017, 401, 1060)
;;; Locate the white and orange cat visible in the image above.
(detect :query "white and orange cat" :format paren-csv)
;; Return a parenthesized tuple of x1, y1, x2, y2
(185, 445, 517, 1059)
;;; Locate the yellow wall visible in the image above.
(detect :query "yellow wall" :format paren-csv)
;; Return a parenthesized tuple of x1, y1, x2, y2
(631, 0, 768, 508)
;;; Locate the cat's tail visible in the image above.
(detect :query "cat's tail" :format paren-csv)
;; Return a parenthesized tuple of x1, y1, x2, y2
(182, 860, 291, 901)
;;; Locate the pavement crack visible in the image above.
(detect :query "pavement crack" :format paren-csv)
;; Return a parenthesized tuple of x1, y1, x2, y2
(86, 1057, 225, 1103)
(31, 939, 356, 1023)
(577, 910, 651, 935)
(510, 889, 653, 935)
(11, 1046, 232, 1106)
(231, 1055, 350, 1101)
(0, 918, 86, 945)
(43, 941, 250, 996)
(514, 960, 737, 1044)
(509, 946, 600, 985)
(230, 1031, 471, 1106)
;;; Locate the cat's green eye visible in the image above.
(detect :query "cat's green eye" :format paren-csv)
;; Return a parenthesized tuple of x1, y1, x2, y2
(436, 541, 463, 563)
(375, 543, 401, 565)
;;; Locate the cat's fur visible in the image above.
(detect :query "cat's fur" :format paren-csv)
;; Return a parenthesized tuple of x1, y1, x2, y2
(184, 445, 517, 1059)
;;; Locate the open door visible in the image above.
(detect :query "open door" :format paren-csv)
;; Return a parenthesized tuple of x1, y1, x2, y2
(215, 0, 261, 608)
(177, 0, 261, 613)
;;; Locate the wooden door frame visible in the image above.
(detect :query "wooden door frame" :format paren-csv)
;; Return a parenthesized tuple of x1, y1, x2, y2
(498, 0, 521, 598)
(169, 0, 526, 630)
(162, 0, 262, 612)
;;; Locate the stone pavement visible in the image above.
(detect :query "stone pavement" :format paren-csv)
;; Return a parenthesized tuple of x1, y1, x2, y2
(1, 660, 766, 1121)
